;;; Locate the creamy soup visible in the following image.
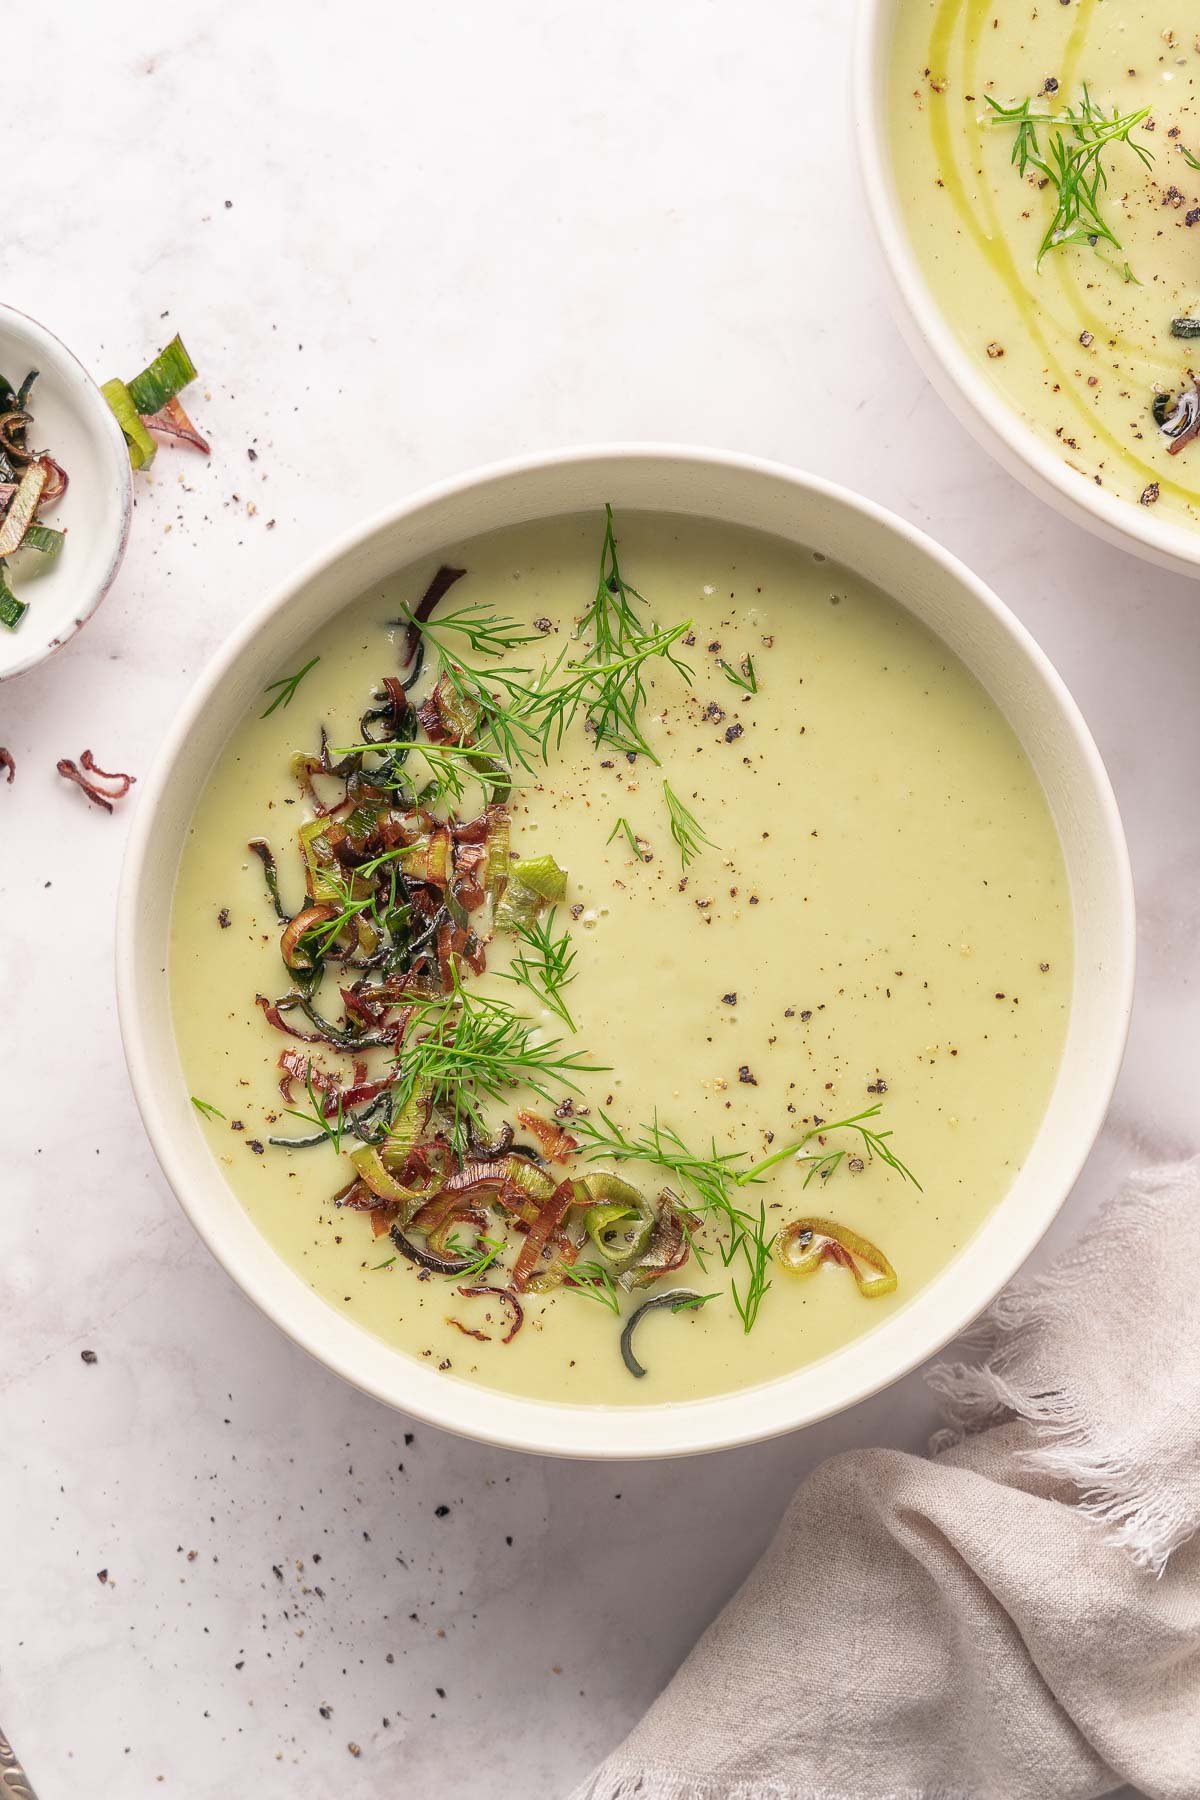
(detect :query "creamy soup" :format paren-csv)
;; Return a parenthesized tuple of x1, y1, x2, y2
(170, 512, 1072, 1406)
(890, 0, 1200, 522)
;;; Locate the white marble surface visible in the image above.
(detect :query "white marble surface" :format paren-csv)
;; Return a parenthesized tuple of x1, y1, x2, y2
(1, 1, 1194, 1794)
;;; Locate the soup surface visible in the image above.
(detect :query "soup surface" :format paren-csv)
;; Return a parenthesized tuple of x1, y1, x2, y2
(890, 0, 1200, 523)
(170, 511, 1072, 1406)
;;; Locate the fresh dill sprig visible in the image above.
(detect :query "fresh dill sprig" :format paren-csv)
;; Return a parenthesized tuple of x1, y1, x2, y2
(730, 1197, 773, 1331)
(261, 655, 320, 719)
(466, 624, 695, 768)
(283, 1070, 346, 1153)
(579, 503, 650, 662)
(190, 1096, 226, 1121)
(798, 1146, 850, 1186)
(718, 654, 757, 695)
(574, 1110, 750, 1220)
(300, 887, 367, 960)
(392, 600, 545, 659)
(348, 623, 692, 777)
(606, 816, 648, 861)
(575, 504, 693, 754)
(444, 1231, 507, 1280)
(355, 843, 421, 882)
(392, 973, 607, 1153)
(662, 779, 717, 870)
(565, 1258, 623, 1314)
(373, 1255, 397, 1270)
(495, 907, 579, 1030)
(328, 738, 507, 808)
(985, 86, 1153, 267)
(582, 629, 691, 758)
(1179, 145, 1200, 171)
(738, 1104, 922, 1192)
(355, 512, 695, 781)
(423, 657, 540, 774)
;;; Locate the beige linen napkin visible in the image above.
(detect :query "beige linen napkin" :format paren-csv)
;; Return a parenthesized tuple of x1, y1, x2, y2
(569, 1158, 1200, 1800)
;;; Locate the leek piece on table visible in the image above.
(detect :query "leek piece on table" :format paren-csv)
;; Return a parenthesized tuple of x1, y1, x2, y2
(101, 378, 156, 470)
(103, 334, 203, 468)
(125, 334, 198, 415)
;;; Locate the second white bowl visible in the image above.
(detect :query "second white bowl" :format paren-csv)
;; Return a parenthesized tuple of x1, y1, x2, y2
(0, 304, 131, 680)
(854, 0, 1200, 578)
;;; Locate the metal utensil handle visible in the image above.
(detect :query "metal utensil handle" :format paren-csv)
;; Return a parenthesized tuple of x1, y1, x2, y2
(0, 1726, 38, 1799)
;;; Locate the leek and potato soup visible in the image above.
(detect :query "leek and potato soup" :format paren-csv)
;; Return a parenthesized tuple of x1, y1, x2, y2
(170, 511, 1072, 1406)
(891, 1, 1200, 522)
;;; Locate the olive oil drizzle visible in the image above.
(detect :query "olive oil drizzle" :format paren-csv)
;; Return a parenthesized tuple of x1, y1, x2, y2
(1061, 0, 1099, 87)
(961, 0, 1137, 365)
(1047, 0, 1179, 370)
(922, 0, 1197, 507)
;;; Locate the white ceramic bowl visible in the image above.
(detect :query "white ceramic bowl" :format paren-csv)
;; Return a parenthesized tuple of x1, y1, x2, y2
(0, 305, 132, 680)
(116, 447, 1135, 1459)
(855, 0, 1200, 578)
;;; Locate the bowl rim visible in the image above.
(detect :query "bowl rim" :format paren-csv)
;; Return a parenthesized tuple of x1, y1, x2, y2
(0, 302, 133, 681)
(852, 0, 1200, 577)
(116, 442, 1136, 1458)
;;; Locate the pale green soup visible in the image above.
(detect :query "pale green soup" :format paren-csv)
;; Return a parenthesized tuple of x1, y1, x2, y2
(170, 512, 1072, 1405)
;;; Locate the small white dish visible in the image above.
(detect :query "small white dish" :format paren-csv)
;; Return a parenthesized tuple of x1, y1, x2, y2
(0, 304, 132, 680)
(117, 446, 1135, 1459)
(854, 0, 1200, 579)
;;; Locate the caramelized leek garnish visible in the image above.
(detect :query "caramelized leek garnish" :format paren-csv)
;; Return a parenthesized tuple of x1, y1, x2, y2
(262, 656, 320, 719)
(773, 1218, 897, 1299)
(281, 904, 337, 972)
(484, 809, 511, 904)
(492, 1154, 559, 1206)
(297, 817, 350, 903)
(398, 828, 451, 887)
(510, 854, 567, 900)
(430, 678, 480, 741)
(620, 1289, 712, 1379)
(582, 1174, 655, 1272)
(351, 1144, 425, 1207)
(0, 460, 48, 558)
(0, 563, 26, 630)
(494, 853, 567, 933)
(248, 838, 289, 920)
(383, 1076, 435, 1159)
